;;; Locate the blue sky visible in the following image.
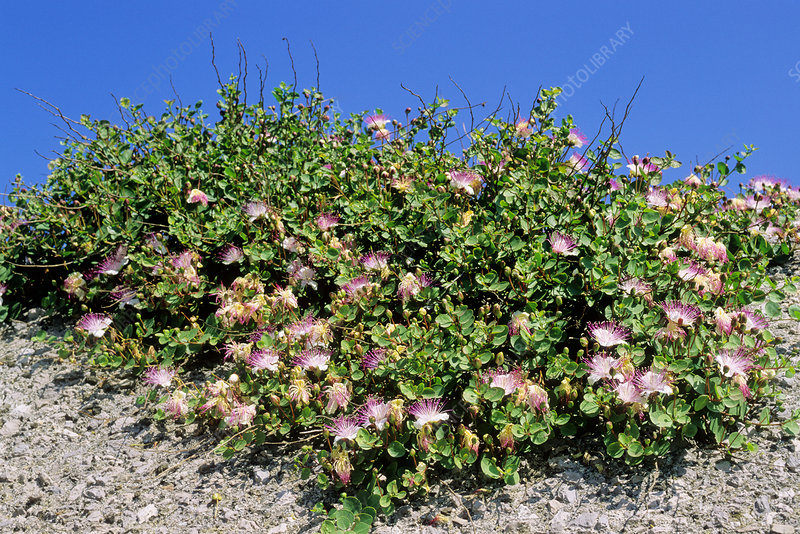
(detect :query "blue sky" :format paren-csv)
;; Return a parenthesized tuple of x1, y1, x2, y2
(3, 1, 800, 199)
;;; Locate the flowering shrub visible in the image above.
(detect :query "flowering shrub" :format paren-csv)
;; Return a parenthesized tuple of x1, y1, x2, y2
(4, 77, 800, 529)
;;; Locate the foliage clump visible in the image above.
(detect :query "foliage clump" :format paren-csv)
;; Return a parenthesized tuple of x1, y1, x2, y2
(3, 76, 800, 528)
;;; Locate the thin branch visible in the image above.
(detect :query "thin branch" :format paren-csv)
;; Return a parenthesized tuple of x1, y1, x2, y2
(310, 40, 321, 90)
(169, 77, 184, 109)
(283, 37, 297, 90)
(16, 88, 89, 142)
(209, 33, 223, 89)
(448, 76, 475, 134)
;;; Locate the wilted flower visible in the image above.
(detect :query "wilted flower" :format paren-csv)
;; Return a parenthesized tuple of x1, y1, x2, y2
(187, 188, 209, 206)
(325, 415, 362, 444)
(361, 348, 387, 370)
(684, 174, 703, 188)
(164, 390, 189, 419)
(143, 366, 176, 388)
(498, 424, 515, 450)
(287, 378, 311, 405)
(282, 236, 304, 253)
(391, 175, 415, 192)
(460, 426, 480, 455)
(270, 285, 298, 311)
(515, 118, 533, 137)
(331, 447, 353, 484)
(678, 261, 706, 282)
(76, 313, 113, 338)
(358, 397, 391, 430)
(218, 245, 244, 265)
(247, 349, 281, 372)
(448, 170, 483, 196)
(145, 233, 169, 255)
(325, 382, 352, 414)
(293, 349, 332, 371)
(63, 272, 87, 300)
(588, 321, 630, 347)
(226, 402, 257, 428)
(508, 311, 532, 336)
(408, 398, 449, 429)
(567, 128, 588, 148)
(111, 286, 140, 308)
(714, 307, 733, 335)
(315, 213, 340, 231)
(525, 384, 549, 412)
(548, 231, 579, 255)
(397, 272, 432, 301)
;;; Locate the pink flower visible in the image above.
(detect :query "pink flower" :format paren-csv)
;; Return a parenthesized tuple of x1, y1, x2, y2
(243, 201, 270, 222)
(482, 368, 524, 396)
(618, 277, 652, 298)
(626, 155, 660, 177)
(614, 380, 643, 404)
(567, 128, 588, 148)
(143, 366, 176, 388)
(145, 233, 169, 255)
(360, 251, 390, 271)
(293, 349, 331, 371)
(111, 286, 140, 308)
(565, 153, 589, 173)
(635, 369, 673, 397)
(585, 352, 621, 384)
(247, 349, 281, 372)
(678, 261, 706, 282)
(365, 114, 390, 130)
(218, 245, 244, 265)
(76, 313, 113, 338)
(408, 398, 449, 429)
(187, 188, 209, 206)
(588, 321, 630, 347)
(95, 246, 128, 276)
(749, 175, 787, 192)
(361, 348, 387, 370)
(715, 348, 753, 397)
(342, 276, 372, 301)
(358, 397, 391, 430)
(646, 188, 669, 208)
(325, 415, 362, 444)
(548, 231, 579, 255)
(315, 213, 340, 231)
(448, 170, 483, 196)
(660, 301, 701, 327)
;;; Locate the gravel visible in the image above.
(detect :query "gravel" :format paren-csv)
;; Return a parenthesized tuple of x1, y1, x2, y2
(1, 254, 800, 533)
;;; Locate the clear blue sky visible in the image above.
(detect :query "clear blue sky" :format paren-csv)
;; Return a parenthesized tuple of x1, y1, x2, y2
(3, 1, 800, 199)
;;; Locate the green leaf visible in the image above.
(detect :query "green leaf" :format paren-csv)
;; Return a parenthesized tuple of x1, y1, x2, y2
(332, 509, 355, 529)
(484, 387, 507, 403)
(387, 441, 406, 458)
(765, 301, 781, 319)
(480, 455, 503, 479)
(783, 420, 800, 436)
(579, 398, 599, 416)
(788, 305, 800, 321)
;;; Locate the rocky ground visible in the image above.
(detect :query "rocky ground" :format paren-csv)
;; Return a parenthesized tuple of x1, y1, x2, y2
(1, 255, 800, 533)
